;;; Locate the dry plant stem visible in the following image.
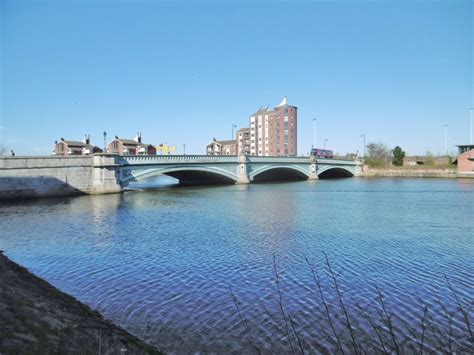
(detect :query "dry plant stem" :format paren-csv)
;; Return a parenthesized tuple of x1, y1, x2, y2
(305, 256, 345, 354)
(376, 287, 400, 355)
(354, 301, 389, 354)
(445, 274, 473, 342)
(230, 287, 261, 355)
(323, 252, 359, 354)
(273, 253, 297, 355)
(289, 314, 305, 355)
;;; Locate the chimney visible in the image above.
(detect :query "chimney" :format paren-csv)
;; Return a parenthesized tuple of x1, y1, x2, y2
(83, 134, 90, 145)
(135, 132, 142, 143)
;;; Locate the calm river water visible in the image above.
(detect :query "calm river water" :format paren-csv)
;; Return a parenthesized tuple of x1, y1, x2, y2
(1, 177, 473, 353)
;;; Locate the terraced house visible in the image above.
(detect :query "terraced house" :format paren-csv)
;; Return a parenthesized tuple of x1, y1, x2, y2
(108, 132, 156, 155)
(52, 135, 103, 156)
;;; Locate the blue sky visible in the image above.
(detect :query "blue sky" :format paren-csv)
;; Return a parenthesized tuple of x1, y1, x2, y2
(1, 0, 472, 156)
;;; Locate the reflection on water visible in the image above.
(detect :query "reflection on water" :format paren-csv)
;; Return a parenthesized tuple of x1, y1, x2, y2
(1, 178, 473, 353)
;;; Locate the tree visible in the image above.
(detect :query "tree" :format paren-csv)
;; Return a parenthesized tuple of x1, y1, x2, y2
(392, 146, 405, 166)
(365, 142, 391, 167)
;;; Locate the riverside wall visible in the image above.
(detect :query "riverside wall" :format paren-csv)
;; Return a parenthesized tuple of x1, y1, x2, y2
(0, 155, 122, 200)
(362, 166, 458, 178)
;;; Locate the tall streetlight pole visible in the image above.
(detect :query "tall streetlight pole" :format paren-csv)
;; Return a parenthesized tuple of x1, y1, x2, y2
(443, 124, 448, 156)
(469, 108, 474, 144)
(231, 124, 237, 140)
(360, 134, 366, 159)
(324, 138, 328, 149)
(183, 144, 186, 155)
(312, 118, 317, 149)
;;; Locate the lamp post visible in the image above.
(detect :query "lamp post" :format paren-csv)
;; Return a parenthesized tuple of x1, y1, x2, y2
(469, 108, 474, 144)
(232, 124, 237, 140)
(103, 131, 107, 153)
(312, 118, 317, 149)
(443, 124, 448, 156)
(324, 138, 328, 149)
(183, 144, 186, 155)
(360, 134, 366, 159)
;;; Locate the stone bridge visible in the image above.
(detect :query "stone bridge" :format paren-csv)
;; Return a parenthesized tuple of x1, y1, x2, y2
(0, 154, 362, 199)
(113, 155, 362, 186)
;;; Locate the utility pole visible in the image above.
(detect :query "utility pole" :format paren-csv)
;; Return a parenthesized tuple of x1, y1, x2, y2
(443, 124, 448, 156)
(360, 134, 366, 159)
(312, 118, 317, 149)
(469, 108, 474, 144)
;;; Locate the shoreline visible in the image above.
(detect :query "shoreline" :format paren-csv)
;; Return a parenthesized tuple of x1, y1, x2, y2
(0, 251, 161, 354)
(362, 166, 459, 178)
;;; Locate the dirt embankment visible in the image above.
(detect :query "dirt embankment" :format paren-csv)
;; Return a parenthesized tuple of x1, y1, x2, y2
(0, 251, 161, 354)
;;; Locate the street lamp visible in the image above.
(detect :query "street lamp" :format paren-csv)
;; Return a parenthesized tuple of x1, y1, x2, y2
(312, 118, 317, 149)
(232, 124, 237, 140)
(324, 138, 328, 149)
(183, 144, 186, 155)
(103, 131, 107, 153)
(443, 124, 448, 156)
(360, 134, 366, 159)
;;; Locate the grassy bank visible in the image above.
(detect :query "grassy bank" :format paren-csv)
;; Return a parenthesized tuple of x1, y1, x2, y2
(0, 251, 160, 354)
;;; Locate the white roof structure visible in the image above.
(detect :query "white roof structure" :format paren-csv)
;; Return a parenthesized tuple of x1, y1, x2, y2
(276, 96, 288, 107)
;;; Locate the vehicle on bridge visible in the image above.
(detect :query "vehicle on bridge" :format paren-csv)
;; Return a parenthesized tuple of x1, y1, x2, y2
(310, 148, 334, 159)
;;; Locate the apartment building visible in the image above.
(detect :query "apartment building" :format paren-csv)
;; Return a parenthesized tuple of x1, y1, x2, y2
(249, 97, 297, 156)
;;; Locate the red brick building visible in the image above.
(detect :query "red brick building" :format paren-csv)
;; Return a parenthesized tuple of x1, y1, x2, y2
(53, 135, 103, 156)
(108, 133, 157, 155)
(456, 145, 474, 177)
(250, 97, 297, 156)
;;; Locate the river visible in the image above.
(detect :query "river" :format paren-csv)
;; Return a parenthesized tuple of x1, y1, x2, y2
(1, 177, 473, 353)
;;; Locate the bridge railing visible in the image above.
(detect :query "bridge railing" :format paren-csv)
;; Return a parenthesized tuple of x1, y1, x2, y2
(118, 155, 240, 165)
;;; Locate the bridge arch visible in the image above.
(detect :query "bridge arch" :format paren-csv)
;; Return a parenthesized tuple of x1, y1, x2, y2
(317, 166, 354, 179)
(249, 165, 310, 182)
(121, 166, 239, 186)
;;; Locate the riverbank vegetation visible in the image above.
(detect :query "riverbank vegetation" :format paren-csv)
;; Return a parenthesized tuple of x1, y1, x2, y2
(231, 253, 473, 354)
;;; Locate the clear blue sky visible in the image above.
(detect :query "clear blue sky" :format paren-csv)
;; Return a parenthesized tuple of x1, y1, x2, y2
(1, 0, 472, 156)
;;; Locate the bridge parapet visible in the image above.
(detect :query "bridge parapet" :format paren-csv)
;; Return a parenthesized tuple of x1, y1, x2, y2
(118, 155, 239, 165)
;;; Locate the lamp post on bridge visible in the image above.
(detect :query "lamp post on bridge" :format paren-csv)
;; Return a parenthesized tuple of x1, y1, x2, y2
(312, 118, 317, 149)
(103, 131, 107, 153)
(231, 124, 237, 140)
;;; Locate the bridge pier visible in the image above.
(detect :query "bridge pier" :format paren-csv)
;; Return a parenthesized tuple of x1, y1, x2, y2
(90, 155, 123, 194)
(236, 155, 250, 184)
(308, 160, 319, 180)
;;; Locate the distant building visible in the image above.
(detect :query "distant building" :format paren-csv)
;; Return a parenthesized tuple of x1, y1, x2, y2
(156, 144, 177, 155)
(108, 132, 156, 155)
(456, 145, 474, 177)
(236, 128, 250, 155)
(52, 135, 103, 156)
(206, 138, 237, 155)
(403, 155, 451, 166)
(250, 97, 297, 156)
